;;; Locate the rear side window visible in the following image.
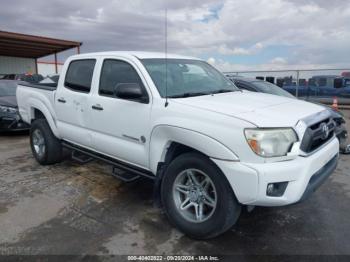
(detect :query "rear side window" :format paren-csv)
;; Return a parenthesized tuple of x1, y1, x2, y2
(64, 59, 96, 93)
(99, 59, 144, 97)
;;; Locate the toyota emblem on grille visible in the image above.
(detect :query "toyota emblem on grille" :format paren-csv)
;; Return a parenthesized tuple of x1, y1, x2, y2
(320, 123, 330, 140)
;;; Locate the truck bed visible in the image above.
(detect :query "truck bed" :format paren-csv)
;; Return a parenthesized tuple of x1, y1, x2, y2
(18, 81, 57, 91)
(16, 81, 58, 125)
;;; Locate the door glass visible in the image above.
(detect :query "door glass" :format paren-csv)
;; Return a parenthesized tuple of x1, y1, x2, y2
(99, 59, 144, 97)
(64, 59, 96, 93)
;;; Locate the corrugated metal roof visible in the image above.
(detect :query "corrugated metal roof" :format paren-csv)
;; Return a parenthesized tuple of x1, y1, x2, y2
(0, 30, 82, 58)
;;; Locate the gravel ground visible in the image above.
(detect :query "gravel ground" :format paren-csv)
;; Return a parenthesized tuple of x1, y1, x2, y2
(0, 111, 349, 260)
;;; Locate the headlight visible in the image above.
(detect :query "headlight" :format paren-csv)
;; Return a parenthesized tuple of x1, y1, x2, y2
(244, 128, 298, 157)
(0, 105, 18, 114)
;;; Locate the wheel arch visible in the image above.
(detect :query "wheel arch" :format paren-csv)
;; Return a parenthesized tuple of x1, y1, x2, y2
(28, 100, 60, 138)
(149, 125, 239, 174)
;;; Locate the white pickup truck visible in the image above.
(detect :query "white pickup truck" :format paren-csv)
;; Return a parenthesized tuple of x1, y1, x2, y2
(17, 51, 339, 239)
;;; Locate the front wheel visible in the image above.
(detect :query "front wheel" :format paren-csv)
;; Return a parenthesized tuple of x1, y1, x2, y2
(161, 152, 241, 239)
(30, 119, 63, 165)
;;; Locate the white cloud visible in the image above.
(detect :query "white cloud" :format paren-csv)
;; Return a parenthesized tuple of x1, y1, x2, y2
(0, 0, 350, 70)
(218, 45, 250, 55)
(165, 0, 350, 67)
(270, 57, 288, 65)
(207, 57, 216, 64)
(217, 42, 264, 55)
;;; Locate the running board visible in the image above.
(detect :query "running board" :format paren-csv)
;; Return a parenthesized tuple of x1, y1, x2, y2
(71, 150, 93, 164)
(112, 167, 140, 182)
(62, 141, 155, 181)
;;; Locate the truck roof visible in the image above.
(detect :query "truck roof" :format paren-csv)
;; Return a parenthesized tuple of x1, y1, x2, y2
(69, 51, 200, 60)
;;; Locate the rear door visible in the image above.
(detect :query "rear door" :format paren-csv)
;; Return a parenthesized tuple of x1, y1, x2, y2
(55, 59, 96, 147)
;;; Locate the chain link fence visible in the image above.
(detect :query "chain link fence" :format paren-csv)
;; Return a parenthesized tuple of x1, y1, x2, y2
(224, 69, 350, 106)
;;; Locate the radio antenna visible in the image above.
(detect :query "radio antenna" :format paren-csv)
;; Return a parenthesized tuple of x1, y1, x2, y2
(164, 2, 169, 107)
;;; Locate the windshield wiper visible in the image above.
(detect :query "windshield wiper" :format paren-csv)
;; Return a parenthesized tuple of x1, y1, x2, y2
(167, 89, 239, 98)
(168, 92, 211, 98)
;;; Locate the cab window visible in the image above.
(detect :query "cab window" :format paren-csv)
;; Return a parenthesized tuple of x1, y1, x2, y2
(64, 59, 96, 93)
(99, 59, 146, 98)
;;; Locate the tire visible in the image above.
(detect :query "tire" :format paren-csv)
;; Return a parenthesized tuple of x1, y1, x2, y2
(161, 152, 241, 239)
(30, 119, 62, 165)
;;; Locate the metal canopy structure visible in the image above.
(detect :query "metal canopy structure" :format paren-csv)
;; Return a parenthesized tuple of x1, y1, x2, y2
(0, 30, 82, 73)
(0, 30, 82, 58)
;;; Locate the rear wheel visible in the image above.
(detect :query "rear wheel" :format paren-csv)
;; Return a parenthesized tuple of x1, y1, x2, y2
(30, 119, 62, 165)
(161, 152, 241, 239)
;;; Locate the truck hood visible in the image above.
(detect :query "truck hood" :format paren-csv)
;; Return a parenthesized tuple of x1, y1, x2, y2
(172, 91, 325, 127)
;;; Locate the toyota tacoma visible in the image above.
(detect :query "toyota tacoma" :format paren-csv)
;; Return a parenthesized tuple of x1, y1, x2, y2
(17, 52, 339, 239)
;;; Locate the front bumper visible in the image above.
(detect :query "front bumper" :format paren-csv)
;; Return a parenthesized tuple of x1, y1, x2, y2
(0, 115, 30, 131)
(298, 154, 338, 202)
(213, 137, 339, 206)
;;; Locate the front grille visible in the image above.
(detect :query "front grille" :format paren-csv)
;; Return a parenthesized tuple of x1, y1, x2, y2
(300, 117, 335, 153)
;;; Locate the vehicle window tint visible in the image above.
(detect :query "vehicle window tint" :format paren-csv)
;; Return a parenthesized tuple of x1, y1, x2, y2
(64, 59, 96, 93)
(4, 74, 15, 80)
(99, 59, 144, 97)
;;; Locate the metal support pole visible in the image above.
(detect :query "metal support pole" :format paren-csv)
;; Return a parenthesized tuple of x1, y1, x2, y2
(77, 45, 80, 54)
(54, 53, 58, 74)
(296, 70, 300, 98)
(35, 58, 38, 74)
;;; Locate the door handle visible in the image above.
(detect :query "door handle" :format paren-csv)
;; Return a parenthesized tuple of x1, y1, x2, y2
(57, 98, 66, 103)
(92, 104, 104, 111)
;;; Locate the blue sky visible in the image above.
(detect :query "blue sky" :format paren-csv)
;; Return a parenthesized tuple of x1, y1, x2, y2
(198, 3, 223, 23)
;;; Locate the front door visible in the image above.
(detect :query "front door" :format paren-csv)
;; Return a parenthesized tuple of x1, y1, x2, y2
(88, 58, 152, 169)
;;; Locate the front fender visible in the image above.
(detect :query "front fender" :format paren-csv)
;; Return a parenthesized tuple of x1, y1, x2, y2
(149, 125, 239, 173)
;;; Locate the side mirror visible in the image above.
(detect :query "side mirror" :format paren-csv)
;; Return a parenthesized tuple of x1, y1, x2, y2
(114, 83, 148, 103)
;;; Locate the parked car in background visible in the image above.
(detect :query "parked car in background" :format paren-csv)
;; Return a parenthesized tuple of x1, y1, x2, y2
(17, 51, 339, 239)
(282, 75, 350, 105)
(229, 76, 349, 154)
(229, 76, 295, 98)
(39, 74, 59, 84)
(0, 80, 30, 132)
(1, 73, 44, 83)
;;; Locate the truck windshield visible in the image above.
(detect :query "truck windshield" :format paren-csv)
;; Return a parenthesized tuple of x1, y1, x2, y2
(141, 59, 239, 98)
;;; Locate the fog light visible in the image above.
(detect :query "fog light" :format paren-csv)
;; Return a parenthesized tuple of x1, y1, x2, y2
(266, 182, 288, 197)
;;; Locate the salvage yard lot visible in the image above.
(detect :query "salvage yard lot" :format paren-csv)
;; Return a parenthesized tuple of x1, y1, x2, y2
(0, 123, 350, 256)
